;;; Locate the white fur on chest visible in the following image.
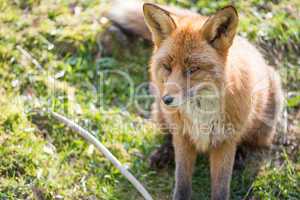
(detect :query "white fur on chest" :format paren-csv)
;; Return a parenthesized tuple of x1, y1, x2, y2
(181, 90, 222, 152)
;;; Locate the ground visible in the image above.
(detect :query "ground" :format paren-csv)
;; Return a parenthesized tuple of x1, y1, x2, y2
(0, 0, 299, 200)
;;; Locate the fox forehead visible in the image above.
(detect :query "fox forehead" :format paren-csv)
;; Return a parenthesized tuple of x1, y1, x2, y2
(152, 27, 224, 68)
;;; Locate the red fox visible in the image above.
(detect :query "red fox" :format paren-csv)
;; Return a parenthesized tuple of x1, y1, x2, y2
(108, 1, 283, 200)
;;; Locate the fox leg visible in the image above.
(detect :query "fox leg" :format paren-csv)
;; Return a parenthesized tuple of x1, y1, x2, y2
(173, 134, 197, 200)
(210, 141, 236, 200)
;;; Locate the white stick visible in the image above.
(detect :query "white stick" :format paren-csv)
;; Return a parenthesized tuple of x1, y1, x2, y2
(51, 111, 153, 200)
(16, 45, 43, 70)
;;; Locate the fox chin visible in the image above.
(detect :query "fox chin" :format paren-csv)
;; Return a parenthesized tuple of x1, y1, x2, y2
(108, 1, 283, 200)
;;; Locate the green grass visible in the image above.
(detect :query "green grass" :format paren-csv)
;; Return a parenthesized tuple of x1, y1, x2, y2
(0, 0, 299, 199)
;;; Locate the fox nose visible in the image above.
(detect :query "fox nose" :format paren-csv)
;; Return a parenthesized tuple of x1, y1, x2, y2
(162, 95, 174, 105)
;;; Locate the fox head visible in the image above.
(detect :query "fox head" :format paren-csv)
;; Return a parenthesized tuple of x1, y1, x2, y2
(143, 3, 238, 110)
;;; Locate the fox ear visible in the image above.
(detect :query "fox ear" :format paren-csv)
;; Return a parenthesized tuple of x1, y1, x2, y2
(143, 3, 176, 46)
(202, 6, 238, 52)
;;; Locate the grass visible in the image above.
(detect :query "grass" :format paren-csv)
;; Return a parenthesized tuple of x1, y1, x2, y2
(0, 0, 299, 199)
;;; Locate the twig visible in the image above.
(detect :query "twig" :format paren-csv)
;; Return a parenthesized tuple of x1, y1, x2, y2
(16, 45, 43, 70)
(50, 111, 153, 200)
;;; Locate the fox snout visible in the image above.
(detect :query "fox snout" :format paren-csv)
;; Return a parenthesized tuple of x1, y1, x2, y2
(162, 95, 174, 105)
(161, 93, 183, 108)
(161, 81, 219, 109)
(161, 81, 184, 108)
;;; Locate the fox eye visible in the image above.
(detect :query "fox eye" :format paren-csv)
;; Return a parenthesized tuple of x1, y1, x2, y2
(185, 66, 199, 76)
(163, 63, 172, 72)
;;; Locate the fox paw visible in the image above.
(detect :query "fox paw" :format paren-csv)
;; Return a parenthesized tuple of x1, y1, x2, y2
(149, 142, 174, 170)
